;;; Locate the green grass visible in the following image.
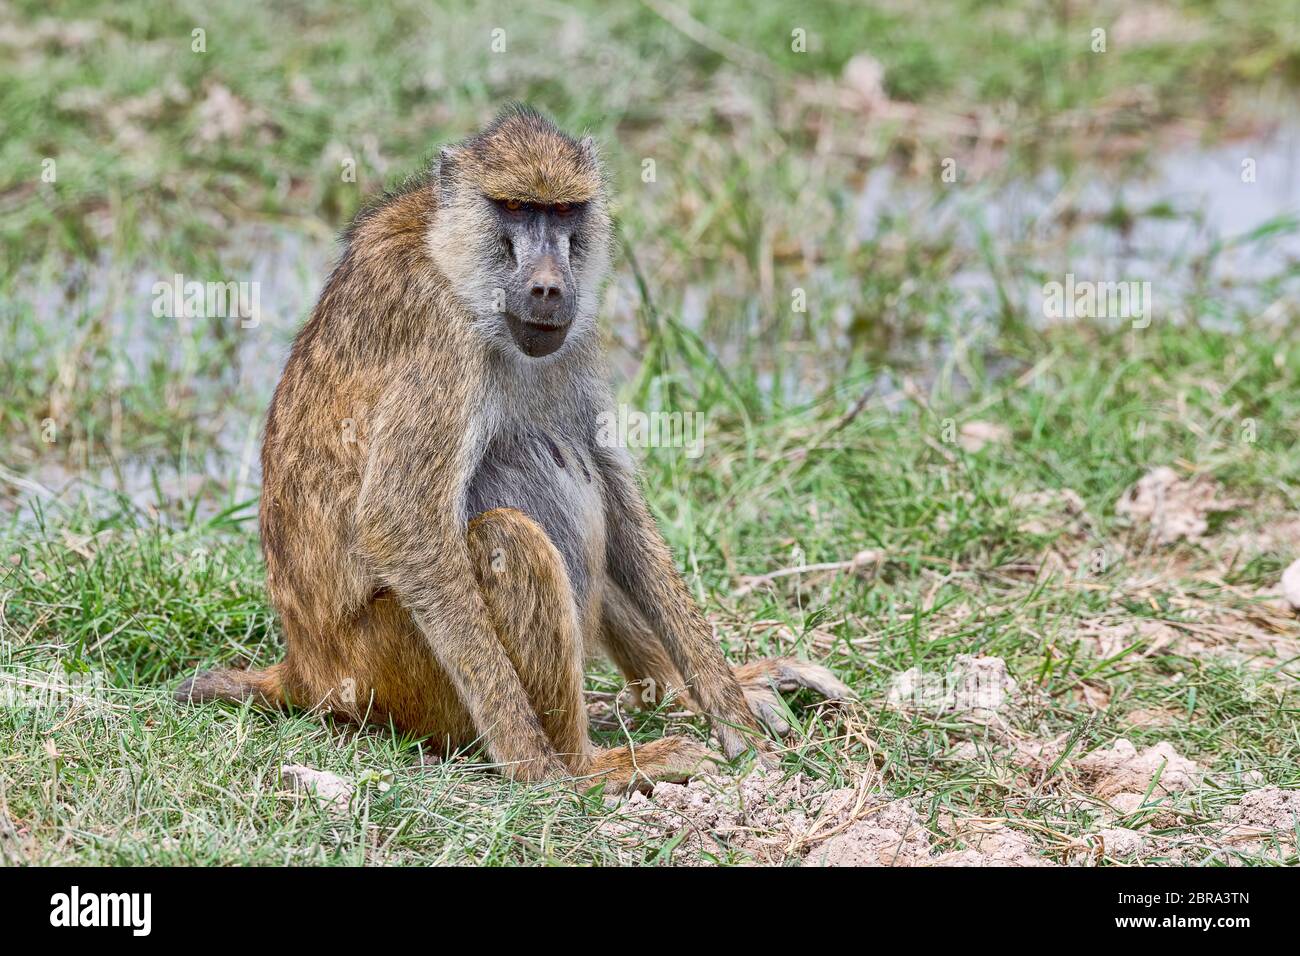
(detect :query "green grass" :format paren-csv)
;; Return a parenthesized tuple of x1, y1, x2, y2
(5, 318, 1298, 864)
(1, 0, 1299, 865)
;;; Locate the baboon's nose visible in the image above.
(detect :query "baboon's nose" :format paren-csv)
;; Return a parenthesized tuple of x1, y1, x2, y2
(530, 276, 563, 299)
(527, 258, 566, 318)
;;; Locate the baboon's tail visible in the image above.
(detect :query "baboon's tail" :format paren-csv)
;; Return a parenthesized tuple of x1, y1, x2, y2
(174, 663, 287, 709)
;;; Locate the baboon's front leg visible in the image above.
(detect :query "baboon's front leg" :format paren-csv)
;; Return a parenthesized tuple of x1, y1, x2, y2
(600, 582, 853, 735)
(594, 447, 768, 761)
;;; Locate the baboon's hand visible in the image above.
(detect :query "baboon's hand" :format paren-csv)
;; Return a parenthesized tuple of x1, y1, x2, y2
(735, 657, 855, 737)
(714, 713, 779, 769)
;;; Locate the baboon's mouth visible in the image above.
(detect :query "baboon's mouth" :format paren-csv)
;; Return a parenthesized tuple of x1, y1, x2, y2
(504, 312, 571, 358)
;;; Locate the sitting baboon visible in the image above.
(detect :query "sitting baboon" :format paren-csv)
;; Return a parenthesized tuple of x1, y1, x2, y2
(178, 105, 850, 788)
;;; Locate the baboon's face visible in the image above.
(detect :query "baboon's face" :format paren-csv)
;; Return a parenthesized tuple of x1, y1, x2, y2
(486, 197, 586, 357)
(428, 111, 613, 360)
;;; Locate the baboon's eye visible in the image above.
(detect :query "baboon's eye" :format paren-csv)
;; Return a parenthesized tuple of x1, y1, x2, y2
(553, 203, 573, 217)
(503, 199, 523, 212)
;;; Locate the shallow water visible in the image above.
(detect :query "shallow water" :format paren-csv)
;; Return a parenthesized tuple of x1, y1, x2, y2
(5, 122, 1297, 523)
(856, 118, 1300, 324)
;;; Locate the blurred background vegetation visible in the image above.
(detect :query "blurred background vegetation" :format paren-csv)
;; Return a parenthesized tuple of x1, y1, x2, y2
(2, 0, 1297, 463)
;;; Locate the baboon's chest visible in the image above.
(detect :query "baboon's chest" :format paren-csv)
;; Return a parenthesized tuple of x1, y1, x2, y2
(466, 426, 606, 608)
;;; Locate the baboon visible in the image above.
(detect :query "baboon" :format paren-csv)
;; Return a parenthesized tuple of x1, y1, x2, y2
(178, 105, 850, 788)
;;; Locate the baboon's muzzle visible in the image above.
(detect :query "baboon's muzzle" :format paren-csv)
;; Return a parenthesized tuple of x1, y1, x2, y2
(505, 311, 571, 357)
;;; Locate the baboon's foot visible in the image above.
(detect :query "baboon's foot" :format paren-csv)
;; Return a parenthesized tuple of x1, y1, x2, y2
(732, 656, 853, 736)
(583, 735, 719, 793)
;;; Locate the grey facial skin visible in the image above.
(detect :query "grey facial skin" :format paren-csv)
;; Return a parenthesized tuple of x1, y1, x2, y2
(490, 199, 587, 357)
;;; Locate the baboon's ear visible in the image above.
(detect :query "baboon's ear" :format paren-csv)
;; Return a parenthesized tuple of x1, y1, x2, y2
(438, 146, 460, 176)
(437, 146, 461, 201)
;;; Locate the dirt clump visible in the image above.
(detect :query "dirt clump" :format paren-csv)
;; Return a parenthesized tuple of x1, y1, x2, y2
(802, 798, 932, 867)
(1077, 738, 1201, 799)
(280, 764, 353, 812)
(958, 421, 1010, 453)
(931, 819, 1055, 867)
(1011, 488, 1089, 537)
(606, 770, 827, 864)
(1281, 559, 1300, 612)
(1116, 467, 1236, 545)
(1222, 787, 1300, 832)
(606, 766, 1065, 867)
(887, 654, 1017, 723)
(605, 770, 936, 866)
(1094, 826, 1148, 859)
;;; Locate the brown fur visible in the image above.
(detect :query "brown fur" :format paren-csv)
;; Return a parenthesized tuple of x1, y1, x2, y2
(177, 108, 850, 790)
(461, 104, 601, 205)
